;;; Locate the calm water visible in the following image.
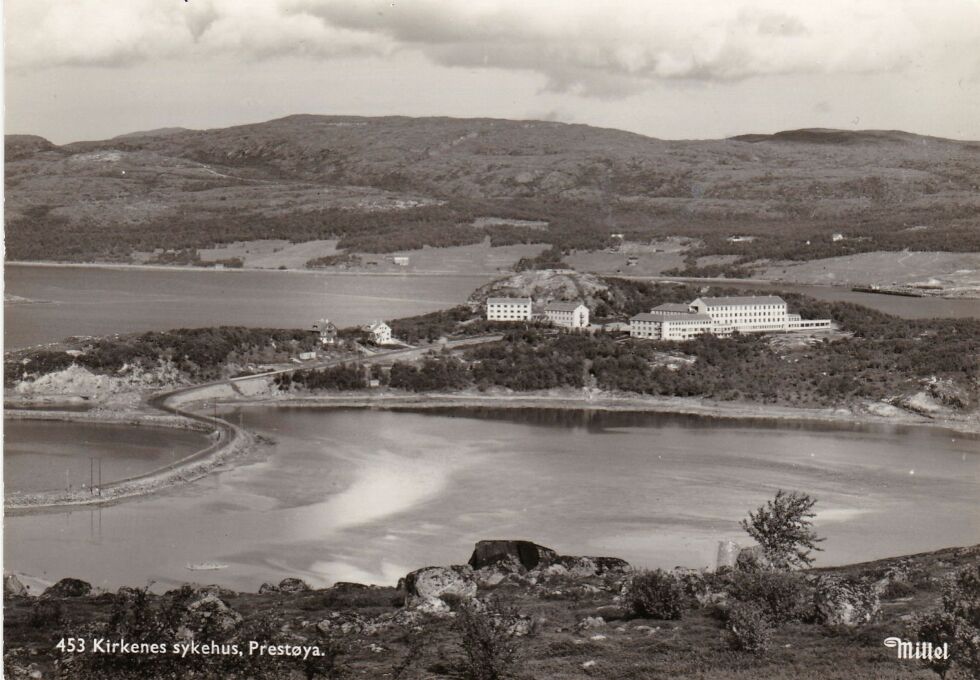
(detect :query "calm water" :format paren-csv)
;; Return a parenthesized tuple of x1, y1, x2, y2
(4, 407, 977, 591)
(4, 419, 210, 493)
(6, 265, 977, 350)
(4, 265, 493, 349)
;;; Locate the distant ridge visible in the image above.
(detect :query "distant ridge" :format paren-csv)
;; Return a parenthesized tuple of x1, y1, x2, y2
(729, 128, 948, 145)
(112, 126, 192, 140)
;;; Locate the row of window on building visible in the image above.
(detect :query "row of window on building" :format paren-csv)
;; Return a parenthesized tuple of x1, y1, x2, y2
(629, 296, 831, 341)
(485, 297, 590, 328)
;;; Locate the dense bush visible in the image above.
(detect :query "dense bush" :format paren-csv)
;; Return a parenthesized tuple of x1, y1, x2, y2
(727, 570, 813, 623)
(727, 601, 774, 654)
(453, 598, 523, 680)
(5, 327, 321, 386)
(388, 356, 470, 392)
(624, 570, 686, 620)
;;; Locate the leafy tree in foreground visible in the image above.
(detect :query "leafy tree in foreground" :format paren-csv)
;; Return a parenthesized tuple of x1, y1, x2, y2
(741, 490, 824, 570)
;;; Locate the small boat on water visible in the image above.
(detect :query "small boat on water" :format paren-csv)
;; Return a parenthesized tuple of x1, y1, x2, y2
(185, 562, 229, 571)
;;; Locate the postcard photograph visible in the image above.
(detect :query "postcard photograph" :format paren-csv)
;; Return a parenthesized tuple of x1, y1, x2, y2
(3, 2, 979, 679)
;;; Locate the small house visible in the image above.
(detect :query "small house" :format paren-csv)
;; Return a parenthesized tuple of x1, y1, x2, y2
(312, 319, 338, 345)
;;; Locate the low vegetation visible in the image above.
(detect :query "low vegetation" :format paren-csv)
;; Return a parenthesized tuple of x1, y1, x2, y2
(4, 327, 324, 386)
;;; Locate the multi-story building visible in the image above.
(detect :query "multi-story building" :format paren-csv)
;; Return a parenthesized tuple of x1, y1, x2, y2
(364, 321, 392, 344)
(544, 301, 590, 329)
(690, 296, 791, 334)
(630, 296, 831, 340)
(629, 312, 714, 340)
(486, 297, 533, 321)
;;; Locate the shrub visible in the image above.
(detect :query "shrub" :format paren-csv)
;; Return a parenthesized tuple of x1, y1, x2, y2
(728, 569, 813, 623)
(727, 601, 774, 654)
(624, 569, 686, 620)
(905, 564, 980, 679)
(907, 610, 958, 679)
(881, 580, 917, 600)
(741, 490, 824, 569)
(453, 598, 523, 680)
(28, 600, 66, 628)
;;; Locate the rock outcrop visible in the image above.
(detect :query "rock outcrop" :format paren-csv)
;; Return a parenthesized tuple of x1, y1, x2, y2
(4, 574, 29, 598)
(813, 577, 880, 626)
(468, 540, 558, 571)
(42, 578, 92, 599)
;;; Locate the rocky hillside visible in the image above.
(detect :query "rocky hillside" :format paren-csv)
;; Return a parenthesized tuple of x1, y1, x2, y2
(4, 540, 979, 680)
(5, 116, 979, 261)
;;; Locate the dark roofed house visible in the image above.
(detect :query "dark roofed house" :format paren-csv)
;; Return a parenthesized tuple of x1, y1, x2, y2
(312, 319, 338, 345)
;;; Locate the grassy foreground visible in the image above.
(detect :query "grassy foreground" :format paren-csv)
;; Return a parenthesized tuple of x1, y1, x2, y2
(4, 544, 978, 680)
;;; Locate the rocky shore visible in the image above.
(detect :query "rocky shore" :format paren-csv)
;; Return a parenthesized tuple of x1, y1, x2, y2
(4, 540, 978, 680)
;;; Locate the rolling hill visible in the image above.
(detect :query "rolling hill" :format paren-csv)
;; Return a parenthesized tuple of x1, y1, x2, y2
(5, 115, 979, 263)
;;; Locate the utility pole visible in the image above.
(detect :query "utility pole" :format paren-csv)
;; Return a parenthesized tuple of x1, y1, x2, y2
(90, 458, 94, 494)
(98, 459, 102, 495)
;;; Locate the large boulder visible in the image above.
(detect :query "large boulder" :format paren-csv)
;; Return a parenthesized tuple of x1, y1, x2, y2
(4, 574, 29, 598)
(403, 565, 477, 600)
(278, 577, 311, 593)
(42, 578, 92, 598)
(468, 540, 558, 571)
(813, 577, 880, 626)
(182, 593, 243, 634)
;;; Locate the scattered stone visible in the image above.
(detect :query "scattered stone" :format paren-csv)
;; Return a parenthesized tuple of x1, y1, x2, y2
(582, 660, 597, 669)
(258, 582, 280, 594)
(317, 611, 372, 636)
(577, 616, 606, 630)
(589, 634, 607, 641)
(813, 577, 880, 627)
(278, 577, 311, 593)
(412, 596, 453, 617)
(42, 578, 92, 598)
(4, 574, 29, 598)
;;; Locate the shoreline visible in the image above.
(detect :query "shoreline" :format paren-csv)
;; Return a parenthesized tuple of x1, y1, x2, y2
(5, 260, 503, 278)
(222, 389, 980, 436)
(8, 260, 978, 300)
(3, 406, 255, 514)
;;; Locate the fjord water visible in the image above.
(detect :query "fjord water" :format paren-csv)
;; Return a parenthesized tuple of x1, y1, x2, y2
(6, 264, 978, 349)
(4, 419, 211, 493)
(4, 408, 977, 591)
(4, 265, 493, 349)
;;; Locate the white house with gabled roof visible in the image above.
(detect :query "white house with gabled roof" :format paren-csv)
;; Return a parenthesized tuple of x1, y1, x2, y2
(544, 301, 589, 329)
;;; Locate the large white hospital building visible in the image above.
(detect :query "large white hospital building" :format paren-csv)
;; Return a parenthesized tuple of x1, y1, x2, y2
(630, 295, 831, 341)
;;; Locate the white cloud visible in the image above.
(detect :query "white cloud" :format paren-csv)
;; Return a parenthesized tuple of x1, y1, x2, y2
(6, 0, 979, 98)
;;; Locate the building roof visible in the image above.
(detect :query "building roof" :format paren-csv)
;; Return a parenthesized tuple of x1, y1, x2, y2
(487, 297, 532, 304)
(693, 295, 786, 307)
(544, 301, 586, 312)
(650, 303, 693, 313)
(631, 312, 712, 322)
(364, 321, 390, 331)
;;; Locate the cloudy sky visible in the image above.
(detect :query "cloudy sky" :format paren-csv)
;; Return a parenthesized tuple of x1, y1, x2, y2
(5, 0, 979, 143)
